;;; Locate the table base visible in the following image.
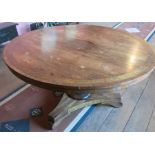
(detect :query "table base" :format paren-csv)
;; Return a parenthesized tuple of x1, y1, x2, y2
(48, 91, 123, 129)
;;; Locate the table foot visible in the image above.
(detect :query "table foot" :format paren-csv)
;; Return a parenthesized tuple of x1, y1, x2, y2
(49, 92, 123, 129)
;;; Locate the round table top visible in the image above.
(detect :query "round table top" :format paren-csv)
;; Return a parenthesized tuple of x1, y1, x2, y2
(3, 25, 155, 90)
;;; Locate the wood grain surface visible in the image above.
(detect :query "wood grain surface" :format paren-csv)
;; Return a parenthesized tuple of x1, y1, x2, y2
(0, 47, 25, 101)
(3, 25, 155, 91)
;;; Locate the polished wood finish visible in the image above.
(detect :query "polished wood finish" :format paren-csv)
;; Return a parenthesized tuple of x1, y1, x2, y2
(3, 24, 155, 129)
(3, 25, 155, 92)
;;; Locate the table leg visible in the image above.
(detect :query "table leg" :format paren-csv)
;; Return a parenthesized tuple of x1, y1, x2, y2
(49, 91, 123, 129)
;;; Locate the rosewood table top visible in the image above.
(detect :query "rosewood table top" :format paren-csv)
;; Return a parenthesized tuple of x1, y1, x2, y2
(3, 25, 155, 91)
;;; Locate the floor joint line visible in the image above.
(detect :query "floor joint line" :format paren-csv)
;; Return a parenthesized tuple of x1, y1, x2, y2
(122, 74, 151, 131)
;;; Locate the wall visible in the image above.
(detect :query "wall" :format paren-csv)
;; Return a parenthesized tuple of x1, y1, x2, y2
(16, 22, 32, 35)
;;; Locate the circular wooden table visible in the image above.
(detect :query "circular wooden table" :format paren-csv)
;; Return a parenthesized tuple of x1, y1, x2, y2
(3, 25, 155, 127)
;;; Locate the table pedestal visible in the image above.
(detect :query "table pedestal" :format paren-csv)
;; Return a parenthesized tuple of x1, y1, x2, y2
(49, 89, 124, 129)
